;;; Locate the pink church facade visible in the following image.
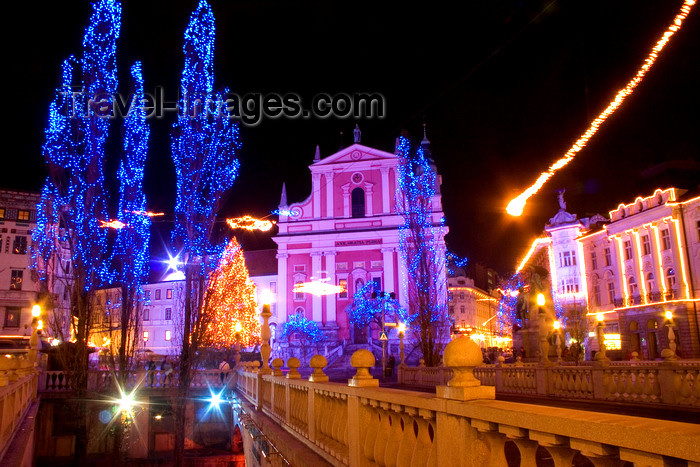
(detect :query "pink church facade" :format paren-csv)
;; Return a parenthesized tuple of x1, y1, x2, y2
(273, 139, 447, 343)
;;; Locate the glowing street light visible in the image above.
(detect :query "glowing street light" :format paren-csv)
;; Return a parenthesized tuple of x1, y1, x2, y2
(536, 293, 545, 307)
(32, 305, 41, 317)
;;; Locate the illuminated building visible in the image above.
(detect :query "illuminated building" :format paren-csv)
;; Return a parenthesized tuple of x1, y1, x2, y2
(578, 188, 700, 359)
(447, 276, 500, 347)
(273, 133, 447, 344)
(0, 190, 42, 346)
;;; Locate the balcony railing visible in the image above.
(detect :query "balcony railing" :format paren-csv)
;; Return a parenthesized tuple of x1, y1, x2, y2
(39, 369, 227, 393)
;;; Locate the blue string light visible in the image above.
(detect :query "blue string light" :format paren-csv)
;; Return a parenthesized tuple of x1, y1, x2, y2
(281, 314, 324, 343)
(33, 0, 122, 293)
(347, 282, 408, 329)
(171, 0, 241, 270)
(395, 136, 450, 341)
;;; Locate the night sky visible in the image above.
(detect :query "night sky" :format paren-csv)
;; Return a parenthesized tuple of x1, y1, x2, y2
(7, 0, 700, 276)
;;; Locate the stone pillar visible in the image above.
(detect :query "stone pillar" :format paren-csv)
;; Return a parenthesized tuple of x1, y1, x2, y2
(312, 173, 321, 218)
(277, 253, 289, 324)
(380, 167, 390, 214)
(311, 252, 323, 322)
(325, 171, 334, 218)
(260, 302, 272, 375)
(437, 335, 495, 401)
(365, 183, 374, 216)
(382, 248, 395, 294)
(325, 252, 337, 323)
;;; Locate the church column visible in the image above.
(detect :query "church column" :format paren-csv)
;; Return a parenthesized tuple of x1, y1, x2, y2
(325, 252, 337, 323)
(311, 252, 323, 322)
(397, 248, 409, 310)
(277, 252, 289, 323)
(365, 183, 374, 216)
(382, 247, 395, 294)
(342, 185, 350, 218)
(312, 173, 321, 218)
(326, 171, 334, 219)
(380, 167, 390, 214)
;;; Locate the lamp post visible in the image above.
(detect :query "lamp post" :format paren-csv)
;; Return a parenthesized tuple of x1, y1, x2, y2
(665, 310, 677, 357)
(371, 290, 395, 379)
(259, 290, 273, 374)
(536, 293, 551, 364)
(398, 322, 406, 366)
(594, 312, 609, 362)
(553, 320, 562, 363)
(234, 322, 242, 367)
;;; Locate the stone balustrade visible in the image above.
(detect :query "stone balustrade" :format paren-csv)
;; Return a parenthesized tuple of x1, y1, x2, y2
(0, 356, 39, 463)
(38, 369, 227, 393)
(404, 359, 700, 407)
(233, 337, 700, 466)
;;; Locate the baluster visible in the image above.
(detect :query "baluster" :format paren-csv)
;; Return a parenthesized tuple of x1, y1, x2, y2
(409, 416, 433, 466)
(680, 372, 693, 399)
(384, 408, 403, 467)
(692, 371, 700, 402)
(472, 421, 508, 467)
(373, 407, 391, 466)
(362, 403, 380, 462)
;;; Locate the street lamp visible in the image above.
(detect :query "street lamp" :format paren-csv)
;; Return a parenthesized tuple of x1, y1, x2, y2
(371, 290, 395, 379)
(553, 320, 562, 363)
(536, 292, 550, 364)
(398, 322, 406, 366)
(594, 312, 609, 362)
(536, 293, 545, 307)
(259, 290, 273, 374)
(234, 322, 243, 367)
(664, 310, 677, 357)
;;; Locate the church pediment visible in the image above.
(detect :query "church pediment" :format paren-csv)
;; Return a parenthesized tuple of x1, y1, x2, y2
(310, 143, 396, 167)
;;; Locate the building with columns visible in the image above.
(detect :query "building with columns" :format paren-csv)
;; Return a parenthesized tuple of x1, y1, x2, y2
(273, 135, 447, 344)
(579, 188, 700, 359)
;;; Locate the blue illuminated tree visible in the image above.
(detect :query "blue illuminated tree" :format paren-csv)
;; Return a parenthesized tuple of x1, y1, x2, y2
(347, 281, 408, 332)
(281, 314, 324, 364)
(108, 61, 151, 387)
(395, 135, 449, 367)
(169, 1, 241, 462)
(31, 0, 122, 462)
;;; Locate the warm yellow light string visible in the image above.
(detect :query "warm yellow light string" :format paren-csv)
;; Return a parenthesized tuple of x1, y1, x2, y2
(506, 0, 696, 217)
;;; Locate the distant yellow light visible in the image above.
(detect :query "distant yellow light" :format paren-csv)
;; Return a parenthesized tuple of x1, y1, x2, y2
(553, 320, 560, 330)
(234, 322, 243, 333)
(665, 310, 673, 320)
(37, 320, 43, 330)
(32, 305, 41, 317)
(596, 312, 604, 323)
(536, 293, 545, 307)
(398, 323, 406, 334)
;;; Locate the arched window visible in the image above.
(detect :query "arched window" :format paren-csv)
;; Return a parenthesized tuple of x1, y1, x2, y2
(351, 187, 365, 218)
(646, 272, 654, 292)
(294, 307, 305, 316)
(666, 268, 676, 290)
(628, 276, 637, 296)
(355, 278, 364, 295)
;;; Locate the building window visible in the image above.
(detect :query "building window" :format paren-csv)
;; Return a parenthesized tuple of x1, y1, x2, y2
(590, 252, 598, 270)
(12, 236, 27, 255)
(166, 289, 172, 299)
(338, 279, 348, 298)
(372, 277, 381, 291)
(641, 235, 651, 256)
(4, 307, 20, 327)
(0, 208, 4, 219)
(571, 251, 577, 266)
(459, 292, 465, 300)
(660, 229, 671, 250)
(623, 241, 632, 260)
(294, 307, 304, 316)
(143, 331, 149, 342)
(666, 268, 676, 290)
(604, 248, 612, 267)
(270, 282, 277, 293)
(143, 309, 150, 321)
(697, 220, 700, 242)
(165, 330, 171, 341)
(155, 289, 161, 300)
(294, 281, 304, 300)
(17, 210, 30, 222)
(561, 251, 572, 267)
(165, 308, 172, 320)
(628, 277, 637, 296)
(460, 306, 465, 314)
(593, 284, 601, 306)
(607, 282, 615, 304)
(351, 187, 365, 218)
(646, 272, 654, 292)
(355, 278, 364, 295)
(10, 270, 23, 290)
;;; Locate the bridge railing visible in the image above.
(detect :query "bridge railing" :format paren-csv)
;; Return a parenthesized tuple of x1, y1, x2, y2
(233, 340, 700, 466)
(0, 356, 39, 463)
(401, 359, 700, 407)
(38, 369, 226, 393)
